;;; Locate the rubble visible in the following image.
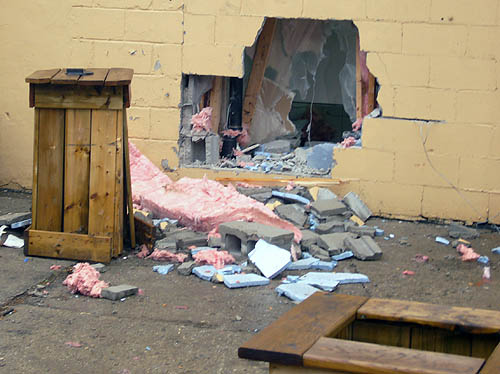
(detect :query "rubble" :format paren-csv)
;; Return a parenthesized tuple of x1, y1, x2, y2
(192, 249, 235, 269)
(448, 223, 479, 240)
(345, 236, 382, 261)
(248, 240, 291, 279)
(315, 221, 345, 235)
(309, 187, 337, 201)
(177, 261, 196, 276)
(275, 283, 320, 302)
(343, 192, 372, 222)
(146, 249, 187, 263)
(310, 199, 348, 218)
(435, 237, 450, 245)
(331, 251, 354, 261)
(317, 232, 355, 255)
(457, 244, 480, 262)
(223, 274, 270, 289)
(295, 273, 339, 292)
(193, 265, 216, 281)
(274, 204, 308, 227)
(311, 261, 337, 271)
(271, 191, 310, 205)
(63, 263, 109, 298)
(286, 257, 320, 271)
(300, 230, 320, 250)
(347, 225, 376, 237)
(101, 285, 139, 301)
(0, 212, 31, 226)
(309, 245, 332, 261)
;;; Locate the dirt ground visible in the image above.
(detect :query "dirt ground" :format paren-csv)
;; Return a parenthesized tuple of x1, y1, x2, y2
(0, 189, 499, 373)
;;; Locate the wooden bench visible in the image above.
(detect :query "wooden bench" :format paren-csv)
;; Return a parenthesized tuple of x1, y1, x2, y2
(239, 293, 500, 374)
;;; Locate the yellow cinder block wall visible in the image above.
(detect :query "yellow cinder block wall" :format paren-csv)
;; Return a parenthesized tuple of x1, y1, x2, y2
(1, 0, 499, 224)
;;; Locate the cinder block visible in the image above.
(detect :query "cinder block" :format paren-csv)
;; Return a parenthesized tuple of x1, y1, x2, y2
(366, 0, 430, 22)
(219, 221, 294, 255)
(300, 230, 320, 250)
(101, 285, 139, 300)
(275, 204, 308, 227)
(309, 245, 331, 261)
(310, 199, 348, 218)
(315, 221, 345, 235)
(150, 108, 181, 141)
(344, 236, 382, 260)
(127, 108, 150, 139)
(466, 26, 500, 59)
(124, 10, 183, 43)
(402, 24, 467, 56)
(303, 0, 365, 20)
(490, 127, 500, 158)
(361, 118, 424, 152)
(70, 7, 125, 40)
(343, 192, 372, 221)
(182, 44, 244, 77)
(179, 134, 220, 165)
(430, 57, 496, 90)
(184, 14, 215, 45)
(317, 232, 355, 255)
(186, 0, 241, 15)
(348, 226, 376, 237)
(356, 21, 402, 53)
(422, 187, 489, 223)
(132, 75, 181, 109)
(393, 151, 459, 188)
(241, 0, 302, 17)
(177, 261, 196, 276)
(392, 87, 456, 121)
(456, 91, 500, 124)
(430, 0, 497, 26)
(215, 16, 264, 46)
(151, 44, 182, 76)
(458, 157, 500, 193)
(332, 148, 395, 183)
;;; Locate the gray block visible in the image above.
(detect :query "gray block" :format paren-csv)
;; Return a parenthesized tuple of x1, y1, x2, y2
(316, 188, 337, 201)
(300, 230, 319, 250)
(208, 236, 222, 248)
(91, 263, 107, 273)
(177, 261, 196, 276)
(348, 225, 376, 237)
(275, 283, 319, 302)
(317, 232, 355, 255)
(344, 235, 382, 260)
(309, 245, 332, 261)
(250, 191, 273, 203)
(448, 223, 479, 239)
(236, 186, 273, 197)
(275, 204, 308, 227)
(219, 221, 294, 255)
(223, 274, 270, 289)
(310, 199, 347, 218)
(101, 285, 138, 301)
(260, 139, 292, 154)
(155, 237, 177, 250)
(0, 212, 31, 226)
(315, 221, 345, 235)
(175, 231, 208, 250)
(343, 192, 372, 221)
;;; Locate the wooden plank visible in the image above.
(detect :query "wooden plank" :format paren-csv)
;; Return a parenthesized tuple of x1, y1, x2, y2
(123, 113, 136, 248)
(238, 293, 368, 366)
(411, 326, 472, 356)
(51, 69, 81, 85)
(104, 68, 134, 86)
(27, 229, 112, 263)
(31, 110, 40, 229)
(112, 109, 124, 257)
(304, 337, 484, 374)
(270, 363, 348, 374)
(333, 324, 352, 340)
(358, 298, 500, 334)
(63, 109, 91, 234)
(352, 320, 411, 348)
(35, 109, 65, 231)
(471, 335, 500, 359)
(355, 35, 362, 120)
(78, 68, 109, 86)
(29, 84, 35, 107)
(242, 18, 277, 127)
(210, 76, 223, 132)
(480, 343, 500, 374)
(34, 85, 123, 110)
(367, 72, 376, 113)
(25, 69, 61, 84)
(88, 110, 118, 245)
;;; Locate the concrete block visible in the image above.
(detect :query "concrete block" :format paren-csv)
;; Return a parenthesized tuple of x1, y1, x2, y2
(316, 188, 338, 201)
(275, 283, 320, 302)
(248, 240, 291, 279)
(177, 261, 196, 276)
(343, 192, 372, 221)
(286, 257, 320, 271)
(219, 221, 294, 255)
(345, 236, 383, 261)
(317, 233, 355, 255)
(315, 221, 345, 235)
(101, 285, 138, 301)
(296, 273, 340, 292)
(448, 223, 480, 240)
(310, 199, 348, 218)
(223, 273, 270, 289)
(153, 264, 174, 275)
(331, 251, 354, 261)
(250, 191, 273, 203)
(237, 186, 273, 197)
(192, 265, 216, 281)
(312, 261, 338, 271)
(275, 204, 308, 227)
(348, 226, 376, 238)
(175, 231, 208, 250)
(155, 237, 177, 250)
(208, 236, 222, 248)
(306, 143, 335, 171)
(309, 245, 332, 261)
(300, 230, 320, 250)
(91, 263, 107, 273)
(259, 140, 292, 154)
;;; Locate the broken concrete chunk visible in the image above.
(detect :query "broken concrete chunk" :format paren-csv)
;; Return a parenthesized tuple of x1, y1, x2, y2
(275, 204, 308, 227)
(91, 263, 107, 273)
(300, 230, 320, 250)
(315, 221, 345, 235)
(448, 223, 479, 240)
(310, 199, 347, 218)
(248, 240, 291, 279)
(343, 192, 372, 222)
(236, 186, 272, 197)
(208, 236, 222, 248)
(176, 232, 208, 250)
(192, 265, 216, 281)
(309, 245, 332, 261)
(348, 225, 376, 238)
(0, 212, 31, 226)
(223, 273, 270, 289)
(101, 285, 138, 301)
(259, 139, 292, 154)
(155, 237, 177, 250)
(275, 283, 319, 302)
(177, 261, 196, 276)
(250, 191, 273, 203)
(344, 236, 382, 261)
(317, 232, 355, 255)
(297, 272, 340, 292)
(219, 221, 294, 255)
(286, 257, 320, 271)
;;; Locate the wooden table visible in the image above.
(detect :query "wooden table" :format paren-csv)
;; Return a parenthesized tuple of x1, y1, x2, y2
(239, 293, 500, 374)
(24, 68, 135, 263)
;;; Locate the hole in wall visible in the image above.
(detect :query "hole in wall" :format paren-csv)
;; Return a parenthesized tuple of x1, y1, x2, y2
(178, 18, 380, 177)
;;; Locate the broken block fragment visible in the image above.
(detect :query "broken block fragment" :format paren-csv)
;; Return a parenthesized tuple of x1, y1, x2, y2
(310, 199, 348, 218)
(317, 232, 355, 255)
(101, 285, 139, 301)
(286, 257, 320, 271)
(344, 235, 382, 260)
(275, 204, 308, 227)
(343, 192, 372, 221)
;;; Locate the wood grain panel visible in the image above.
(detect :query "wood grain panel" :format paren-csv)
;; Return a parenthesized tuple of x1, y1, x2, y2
(34, 85, 123, 110)
(25, 69, 61, 84)
(352, 320, 411, 348)
(480, 343, 500, 374)
(112, 110, 124, 257)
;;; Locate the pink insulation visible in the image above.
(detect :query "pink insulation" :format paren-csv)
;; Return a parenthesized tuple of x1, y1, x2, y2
(129, 142, 302, 243)
(191, 107, 213, 132)
(136, 244, 150, 259)
(193, 249, 235, 269)
(457, 244, 480, 262)
(341, 137, 357, 148)
(63, 263, 109, 298)
(146, 249, 187, 263)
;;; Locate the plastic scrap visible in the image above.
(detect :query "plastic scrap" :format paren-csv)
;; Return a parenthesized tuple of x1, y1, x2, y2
(477, 256, 489, 265)
(193, 249, 235, 269)
(248, 239, 291, 279)
(296, 272, 340, 292)
(0, 225, 24, 248)
(192, 265, 216, 281)
(62, 263, 109, 298)
(146, 249, 187, 263)
(492, 247, 500, 255)
(483, 267, 491, 280)
(435, 236, 450, 245)
(153, 264, 174, 275)
(402, 270, 415, 276)
(65, 342, 82, 348)
(216, 264, 241, 275)
(275, 283, 320, 302)
(191, 107, 212, 133)
(457, 244, 480, 262)
(312, 261, 338, 271)
(331, 251, 354, 261)
(223, 274, 270, 289)
(271, 190, 310, 205)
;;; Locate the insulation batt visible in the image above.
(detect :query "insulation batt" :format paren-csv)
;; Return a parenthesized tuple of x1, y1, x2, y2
(146, 249, 187, 263)
(193, 249, 235, 269)
(457, 244, 481, 261)
(62, 263, 109, 298)
(191, 107, 213, 132)
(129, 142, 302, 242)
(136, 244, 150, 259)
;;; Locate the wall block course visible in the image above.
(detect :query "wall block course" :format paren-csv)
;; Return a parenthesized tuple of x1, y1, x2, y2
(94, 0, 153, 9)
(151, 0, 184, 11)
(131, 139, 179, 169)
(402, 24, 467, 56)
(241, 0, 302, 18)
(150, 108, 182, 141)
(489, 193, 500, 224)
(93, 41, 152, 74)
(182, 44, 244, 77)
(332, 148, 394, 182)
(366, 0, 430, 22)
(393, 87, 456, 121)
(184, 14, 216, 45)
(458, 157, 500, 192)
(185, 0, 241, 15)
(132, 75, 181, 108)
(151, 44, 182, 76)
(466, 26, 500, 59)
(430, 0, 497, 26)
(71, 7, 125, 40)
(367, 53, 429, 87)
(456, 91, 500, 124)
(356, 21, 402, 53)
(127, 107, 151, 139)
(430, 57, 496, 90)
(124, 10, 184, 43)
(303, 0, 366, 20)
(215, 16, 264, 46)
(362, 117, 424, 152)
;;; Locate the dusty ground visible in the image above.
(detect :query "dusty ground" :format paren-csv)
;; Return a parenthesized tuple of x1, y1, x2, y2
(0, 189, 499, 373)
